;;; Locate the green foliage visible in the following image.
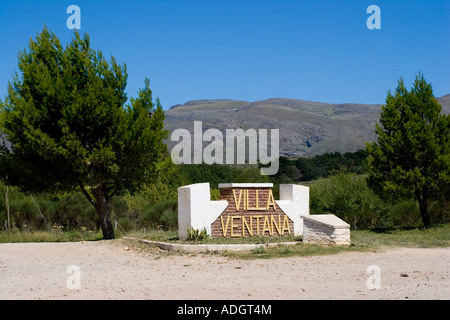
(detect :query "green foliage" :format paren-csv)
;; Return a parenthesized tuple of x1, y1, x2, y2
(210, 188, 220, 201)
(177, 163, 244, 188)
(366, 73, 450, 228)
(428, 200, 450, 225)
(141, 199, 178, 230)
(273, 150, 369, 184)
(234, 167, 271, 183)
(388, 200, 421, 227)
(116, 217, 133, 233)
(0, 229, 103, 243)
(0, 181, 105, 231)
(350, 223, 450, 248)
(187, 227, 209, 241)
(160, 207, 178, 230)
(310, 173, 389, 229)
(122, 158, 182, 212)
(55, 192, 96, 229)
(252, 246, 266, 254)
(0, 27, 169, 239)
(310, 172, 450, 229)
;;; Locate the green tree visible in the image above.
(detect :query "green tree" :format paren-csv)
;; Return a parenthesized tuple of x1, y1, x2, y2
(366, 73, 450, 228)
(0, 27, 168, 239)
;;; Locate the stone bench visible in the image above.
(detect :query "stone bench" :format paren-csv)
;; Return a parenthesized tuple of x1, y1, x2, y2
(301, 214, 350, 246)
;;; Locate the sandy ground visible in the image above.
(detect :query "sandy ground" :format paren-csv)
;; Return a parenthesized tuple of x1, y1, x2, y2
(0, 240, 448, 300)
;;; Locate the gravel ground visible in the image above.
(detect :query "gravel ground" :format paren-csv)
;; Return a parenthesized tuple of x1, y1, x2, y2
(0, 241, 448, 300)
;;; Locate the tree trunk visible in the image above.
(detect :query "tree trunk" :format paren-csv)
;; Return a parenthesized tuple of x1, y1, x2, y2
(97, 202, 115, 240)
(417, 192, 431, 229)
(92, 185, 115, 240)
(80, 184, 116, 239)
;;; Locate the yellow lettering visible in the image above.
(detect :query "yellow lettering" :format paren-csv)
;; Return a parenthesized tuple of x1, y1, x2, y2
(281, 215, 291, 235)
(266, 189, 277, 211)
(247, 189, 259, 210)
(271, 215, 282, 235)
(234, 189, 273, 212)
(219, 187, 291, 238)
(232, 189, 243, 210)
(242, 216, 253, 237)
(256, 190, 265, 210)
(245, 189, 270, 211)
(253, 215, 263, 236)
(220, 215, 231, 237)
(244, 189, 248, 210)
(262, 215, 272, 236)
(230, 216, 240, 237)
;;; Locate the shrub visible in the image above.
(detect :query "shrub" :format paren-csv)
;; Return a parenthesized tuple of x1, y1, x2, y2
(160, 208, 178, 230)
(428, 200, 450, 224)
(310, 173, 389, 228)
(9, 196, 39, 230)
(210, 188, 220, 201)
(388, 200, 421, 227)
(56, 192, 97, 229)
(187, 227, 209, 241)
(117, 217, 134, 233)
(141, 199, 178, 230)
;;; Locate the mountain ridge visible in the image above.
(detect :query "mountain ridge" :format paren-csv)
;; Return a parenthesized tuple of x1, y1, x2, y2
(164, 95, 450, 157)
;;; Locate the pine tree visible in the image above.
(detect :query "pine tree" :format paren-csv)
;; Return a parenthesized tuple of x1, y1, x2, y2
(366, 73, 450, 228)
(0, 27, 168, 239)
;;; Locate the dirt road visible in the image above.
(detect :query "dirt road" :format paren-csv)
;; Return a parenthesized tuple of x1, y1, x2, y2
(0, 241, 448, 300)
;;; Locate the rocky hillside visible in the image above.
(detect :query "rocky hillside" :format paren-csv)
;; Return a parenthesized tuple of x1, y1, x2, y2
(164, 95, 450, 157)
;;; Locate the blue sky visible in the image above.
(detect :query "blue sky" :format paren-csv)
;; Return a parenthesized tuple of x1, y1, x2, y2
(0, 0, 449, 110)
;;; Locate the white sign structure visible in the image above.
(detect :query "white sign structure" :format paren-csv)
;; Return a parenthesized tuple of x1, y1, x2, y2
(177, 183, 309, 240)
(178, 182, 351, 246)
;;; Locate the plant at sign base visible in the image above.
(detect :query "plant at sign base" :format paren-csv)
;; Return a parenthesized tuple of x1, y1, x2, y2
(187, 227, 209, 241)
(0, 27, 168, 239)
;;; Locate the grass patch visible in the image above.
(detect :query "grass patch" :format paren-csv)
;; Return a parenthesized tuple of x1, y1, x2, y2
(0, 229, 103, 243)
(129, 229, 179, 242)
(225, 242, 370, 259)
(134, 231, 300, 245)
(350, 223, 450, 248)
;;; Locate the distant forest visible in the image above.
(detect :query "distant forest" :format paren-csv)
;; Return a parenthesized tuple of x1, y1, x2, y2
(274, 150, 368, 183)
(180, 149, 369, 189)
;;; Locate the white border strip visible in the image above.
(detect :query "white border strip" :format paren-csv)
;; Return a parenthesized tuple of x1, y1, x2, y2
(124, 237, 298, 252)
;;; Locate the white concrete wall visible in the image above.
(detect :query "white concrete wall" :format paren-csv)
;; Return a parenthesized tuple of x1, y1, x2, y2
(178, 183, 228, 240)
(178, 183, 210, 240)
(276, 184, 310, 236)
